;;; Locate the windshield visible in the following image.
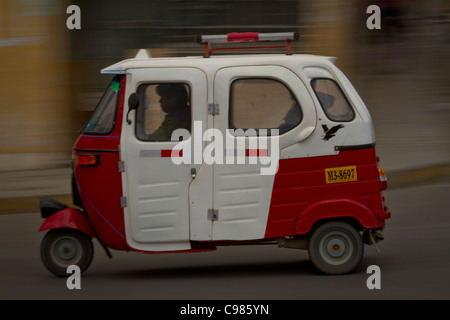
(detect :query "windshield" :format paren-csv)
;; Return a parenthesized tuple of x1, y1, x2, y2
(83, 76, 120, 134)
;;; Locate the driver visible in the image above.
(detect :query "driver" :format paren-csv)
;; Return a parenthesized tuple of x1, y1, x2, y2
(147, 84, 191, 141)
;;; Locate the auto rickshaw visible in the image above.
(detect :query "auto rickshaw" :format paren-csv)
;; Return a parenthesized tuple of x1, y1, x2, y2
(39, 32, 390, 276)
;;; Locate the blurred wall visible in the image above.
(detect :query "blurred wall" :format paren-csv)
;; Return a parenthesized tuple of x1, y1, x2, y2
(0, 0, 448, 172)
(0, 0, 72, 170)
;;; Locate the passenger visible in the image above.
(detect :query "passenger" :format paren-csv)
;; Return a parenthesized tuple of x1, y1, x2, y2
(279, 95, 301, 133)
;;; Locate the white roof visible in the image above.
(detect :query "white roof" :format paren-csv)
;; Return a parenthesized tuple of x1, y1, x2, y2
(100, 49, 337, 75)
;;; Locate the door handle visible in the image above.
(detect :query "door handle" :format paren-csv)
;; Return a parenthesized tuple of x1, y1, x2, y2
(191, 168, 196, 179)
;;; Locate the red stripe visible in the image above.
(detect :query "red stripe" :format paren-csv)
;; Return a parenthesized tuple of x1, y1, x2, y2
(161, 149, 183, 157)
(246, 149, 268, 157)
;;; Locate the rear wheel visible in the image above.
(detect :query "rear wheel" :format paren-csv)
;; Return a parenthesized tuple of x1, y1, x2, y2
(308, 221, 363, 275)
(40, 229, 94, 277)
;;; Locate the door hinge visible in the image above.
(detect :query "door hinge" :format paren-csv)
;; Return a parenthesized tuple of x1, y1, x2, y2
(207, 209, 218, 221)
(208, 103, 219, 115)
(118, 161, 125, 173)
(120, 196, 127, 208)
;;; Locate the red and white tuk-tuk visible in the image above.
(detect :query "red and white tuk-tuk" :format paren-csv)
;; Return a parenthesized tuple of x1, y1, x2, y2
(38, 32, 390, 276)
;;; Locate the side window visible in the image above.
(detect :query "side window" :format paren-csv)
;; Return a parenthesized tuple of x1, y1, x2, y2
(136, 83, 191, 142)
(311, 78, 354, 122)
(229, 78, 302, 135)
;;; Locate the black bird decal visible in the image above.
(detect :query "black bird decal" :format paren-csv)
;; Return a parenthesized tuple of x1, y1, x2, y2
(322, 124, 344, 141)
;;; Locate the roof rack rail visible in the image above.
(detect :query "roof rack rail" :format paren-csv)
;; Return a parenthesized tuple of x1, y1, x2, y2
(196, 32, 299, 58)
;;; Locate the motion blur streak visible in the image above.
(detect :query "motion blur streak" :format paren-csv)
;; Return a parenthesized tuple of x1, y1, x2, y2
(0, 1, 448, 217)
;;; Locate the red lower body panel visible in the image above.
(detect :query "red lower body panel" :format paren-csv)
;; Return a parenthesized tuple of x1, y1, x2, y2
(74, 148, 127, 250)
(264, 147, 389, 238)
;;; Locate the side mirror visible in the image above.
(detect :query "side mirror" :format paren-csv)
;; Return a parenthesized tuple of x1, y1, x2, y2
(127, 93, 140, 124)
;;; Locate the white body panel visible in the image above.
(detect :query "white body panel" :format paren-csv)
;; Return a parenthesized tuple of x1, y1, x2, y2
(211, 66, 316, 240)
(121, 68, 209, 251)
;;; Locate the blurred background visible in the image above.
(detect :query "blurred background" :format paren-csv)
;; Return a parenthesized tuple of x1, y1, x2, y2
(0, 0, 449, 212)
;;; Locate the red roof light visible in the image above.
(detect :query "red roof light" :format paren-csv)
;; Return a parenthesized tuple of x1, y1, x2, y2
(227, 32, 259, 42)
(197, 31, 299, 58)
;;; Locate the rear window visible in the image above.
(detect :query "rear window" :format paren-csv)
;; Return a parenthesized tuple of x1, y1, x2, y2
(229, 78, 302, 135)
(311, 78, 354, 122)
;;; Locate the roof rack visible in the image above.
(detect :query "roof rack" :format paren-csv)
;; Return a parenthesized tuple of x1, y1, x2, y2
(196, 32, 299, 58)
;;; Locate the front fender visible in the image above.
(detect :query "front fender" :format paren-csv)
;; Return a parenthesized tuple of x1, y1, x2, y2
(38, 207, 96, 238)
(294, 198, 378, 235)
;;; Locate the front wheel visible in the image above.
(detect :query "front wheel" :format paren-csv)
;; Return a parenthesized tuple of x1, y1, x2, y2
(308, 221, 364, 275)
(40, 229, 94, 277)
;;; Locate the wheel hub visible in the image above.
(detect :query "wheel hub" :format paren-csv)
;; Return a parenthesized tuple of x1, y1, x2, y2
(327, 238, 346, 258)
(320, 232, 353, 265)
(56, 239, 78, 261)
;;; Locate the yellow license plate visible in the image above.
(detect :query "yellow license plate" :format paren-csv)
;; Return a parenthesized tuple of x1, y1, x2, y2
(325, 166, 357, 184)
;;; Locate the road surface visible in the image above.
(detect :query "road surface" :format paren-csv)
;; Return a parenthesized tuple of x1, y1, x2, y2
(1, 182, 449, 302)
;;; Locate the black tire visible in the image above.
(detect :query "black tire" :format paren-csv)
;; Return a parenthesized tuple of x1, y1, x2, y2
(308, 221, 364, 275)
(40, 229, 94, 277)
